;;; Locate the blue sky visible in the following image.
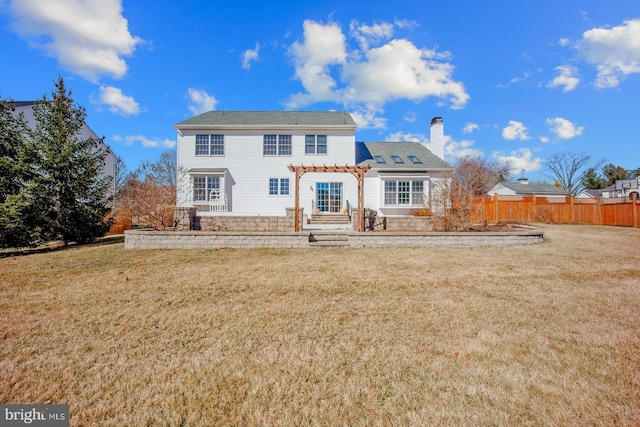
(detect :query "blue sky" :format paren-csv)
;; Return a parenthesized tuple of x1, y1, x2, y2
(1, 0, 639, 179)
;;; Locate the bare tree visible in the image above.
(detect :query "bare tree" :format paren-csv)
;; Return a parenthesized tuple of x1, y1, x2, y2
(454, 155, 513, 197)
(544, 152, 602, 196)
(430, 155, 512, 231)
(116, 149, 178, 230)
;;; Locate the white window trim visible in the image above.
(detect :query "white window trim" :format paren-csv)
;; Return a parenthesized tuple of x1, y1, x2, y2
(383, 179, 425, 206)
(263, 135, 292, 156)
(305, 135, 328, 155)
(268, 178, 291, 196)
(195, 134, 225, 156)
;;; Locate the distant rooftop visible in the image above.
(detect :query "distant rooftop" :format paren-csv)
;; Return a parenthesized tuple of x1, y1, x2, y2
(175, 111, 357, 128)
(496, 180, 567, 195)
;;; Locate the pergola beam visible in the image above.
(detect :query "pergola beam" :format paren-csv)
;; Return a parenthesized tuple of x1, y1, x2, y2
(288, 164, 371, 232)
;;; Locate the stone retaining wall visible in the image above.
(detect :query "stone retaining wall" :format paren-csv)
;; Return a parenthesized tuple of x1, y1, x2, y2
(125, 229, 543, 249)
(383, 216, 434, 231)
(125, 230, 309, 249)
(348, 230, 543, 247)
(174, 207, 301, 232)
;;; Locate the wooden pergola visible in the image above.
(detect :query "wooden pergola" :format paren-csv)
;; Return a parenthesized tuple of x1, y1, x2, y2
(288, 164, 371, 232)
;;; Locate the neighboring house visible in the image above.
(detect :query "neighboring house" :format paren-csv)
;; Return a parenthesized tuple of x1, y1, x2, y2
(487, 178, 568, 198)
(575, 188, 602, 199)
(175, 111, 452, 219)
(12, 101, 118, 192)
(576, 177, 640, 199)
(600, 177, 639, 199)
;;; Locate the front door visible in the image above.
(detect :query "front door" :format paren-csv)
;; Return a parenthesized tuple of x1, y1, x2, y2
(316, 182, 343, 213)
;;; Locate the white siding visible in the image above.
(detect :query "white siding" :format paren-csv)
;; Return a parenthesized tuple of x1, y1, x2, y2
(177, 128, 356, 215)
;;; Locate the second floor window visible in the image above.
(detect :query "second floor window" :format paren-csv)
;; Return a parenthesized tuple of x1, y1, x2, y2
(264, 135, 292, 156)
(305, 135, 327, 154)
(195, 134, 224, 156)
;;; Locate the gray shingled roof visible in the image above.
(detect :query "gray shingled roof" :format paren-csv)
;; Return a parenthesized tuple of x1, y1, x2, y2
(358, 141, 452, 171)
(498, 180, 567, 195)
(175, 111, 356, 128)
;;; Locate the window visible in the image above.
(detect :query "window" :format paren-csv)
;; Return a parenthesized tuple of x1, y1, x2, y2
(305, 135, 327, 154)
(384, 180, 424, 206)
(374, 155, 385, 163)
(269, 178, 290, 195)
(408, 155, 422, 164)
(391, 155, 404, 163)
(412, 181, 424, 205)
(195, 134, 224, 156)
(264, 135, 292, 156)
(193, 176, 220, 202)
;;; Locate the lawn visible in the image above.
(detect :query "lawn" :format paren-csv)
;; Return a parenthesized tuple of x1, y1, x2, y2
(1, 224, 639, 426)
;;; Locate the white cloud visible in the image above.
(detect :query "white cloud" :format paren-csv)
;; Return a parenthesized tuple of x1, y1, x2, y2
(403, 111, 417, 123)
(287, 19, 469, 117)
(287, 20, 347, 107)
(7, 0, 142, 81)
(559, 38, 571, 47)
(462, 122, 479, 134)
(349, 105, 387, 129)
(443, 136, 483, 162)
(577, 18, 640, 88)
(341, 39, 469, 108)
(502, 121, 530, 140)
(497, 71, 532, 88)
(492, 148, 543, 176)
(546, 117, 584, 139)
(547, 65, 580, 92)
(241, 43, 260, 70)
(96, 86, 140, 115)
(387, 131, 427, 143)
(187, 88, 217, 115)
(349, 20, 394, 50)
(112, 134, 175, 148)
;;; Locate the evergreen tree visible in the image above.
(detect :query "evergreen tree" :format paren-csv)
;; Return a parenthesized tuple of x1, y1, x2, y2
(30, 77, 112, 245)
(601, 163, 630, 186)
(0, 98, 45, 248)
(581, 167, 605, 190)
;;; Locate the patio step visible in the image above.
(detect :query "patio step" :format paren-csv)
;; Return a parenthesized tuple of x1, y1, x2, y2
(308, 231, 349, 247)
(309, 213, 350, 224)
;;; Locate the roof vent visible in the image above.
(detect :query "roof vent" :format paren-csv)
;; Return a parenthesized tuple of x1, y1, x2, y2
(517, 177, 529, 184)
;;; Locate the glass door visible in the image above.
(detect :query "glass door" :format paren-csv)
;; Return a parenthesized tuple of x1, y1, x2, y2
(316, 182, 343, 212)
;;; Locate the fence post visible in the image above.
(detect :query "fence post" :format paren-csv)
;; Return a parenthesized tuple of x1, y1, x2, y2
(532, 194, 536, 222)
(633, 193, 638, 228)
(493, 194, 499, 223)
(570, 196, 575, 224)
(596, 197, 602, 226)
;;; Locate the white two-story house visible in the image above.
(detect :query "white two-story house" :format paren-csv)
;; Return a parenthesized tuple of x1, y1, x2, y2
(175, 111, 453, 228)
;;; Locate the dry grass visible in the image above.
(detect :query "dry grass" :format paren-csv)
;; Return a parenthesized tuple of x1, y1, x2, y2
(1, 225, 639, 426)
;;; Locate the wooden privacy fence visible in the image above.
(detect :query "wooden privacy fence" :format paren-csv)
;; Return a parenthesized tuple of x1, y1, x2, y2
(472, 194, 640, 228)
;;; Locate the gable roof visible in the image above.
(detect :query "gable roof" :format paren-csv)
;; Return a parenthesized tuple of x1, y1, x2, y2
(357, 141, 452, 171)
(174, 111, 357, 129)
(576, 188, 602, 198)
(491, 180, 567, 195)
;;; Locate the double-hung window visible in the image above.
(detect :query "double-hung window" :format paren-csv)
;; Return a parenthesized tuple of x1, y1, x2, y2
(195, 134, 224, 156)
(193, 176, 221, 202)
(264, 135, 292, 156)
(305, 135, 327, 154)
(384, 180, 424, 206)
(269, 178, 290, 195)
